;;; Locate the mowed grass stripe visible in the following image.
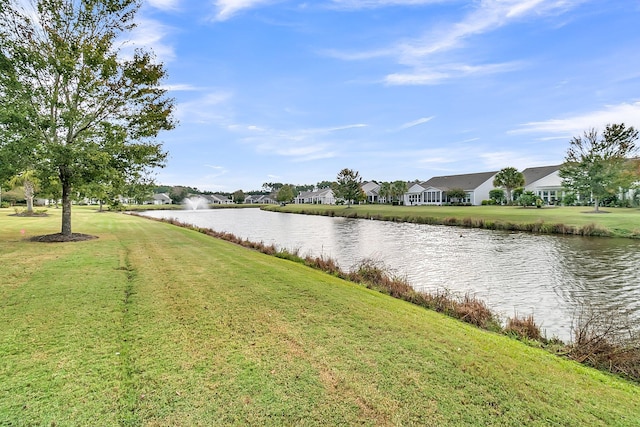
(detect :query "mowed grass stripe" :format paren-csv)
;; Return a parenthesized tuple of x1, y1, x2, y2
(0, 207, 639, 425)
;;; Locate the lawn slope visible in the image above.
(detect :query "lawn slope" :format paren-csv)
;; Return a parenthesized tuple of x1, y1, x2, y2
(1, 208, 639, 425)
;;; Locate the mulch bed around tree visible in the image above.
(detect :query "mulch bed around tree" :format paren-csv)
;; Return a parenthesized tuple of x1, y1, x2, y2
(30, 233, 98, 243)
(10, 213, 49, 217)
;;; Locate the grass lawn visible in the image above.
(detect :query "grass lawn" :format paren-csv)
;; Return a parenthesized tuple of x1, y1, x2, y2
(1, 207, 639, 425)
(267, 204, 640, 238)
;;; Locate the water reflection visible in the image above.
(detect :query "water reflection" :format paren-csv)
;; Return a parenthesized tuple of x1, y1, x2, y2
(142, 208, 640, 340)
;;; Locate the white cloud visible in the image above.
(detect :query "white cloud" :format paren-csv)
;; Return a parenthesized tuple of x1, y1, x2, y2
(511, 101, 640, 136)
(397, 0, 581, 61)
(328, 0, 445, 10)
(121, 17, 175, 62)
(328, 0, 582, 85)
(385, 61, 522, 85)
(147, 0, 181, 11)
(213, 0, 278, 21)
(175, 91, 234, 123)
(478, 151, 540, 170)
(203, 165, 228, 179)
(161, 84, 202, 91)
(399, 116, 434, 129)
(232, 122, 367, 161)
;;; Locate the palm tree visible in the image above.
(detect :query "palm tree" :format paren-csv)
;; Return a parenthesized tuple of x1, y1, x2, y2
(379, 182, 392, 204)
(9, 170, 39, 214)
(493, 167, 525, 205)
(391, 181, 408, 205)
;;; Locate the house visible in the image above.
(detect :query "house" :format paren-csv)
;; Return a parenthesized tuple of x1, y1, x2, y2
(403, 171, 498, 206)
(523, 165, 563, 204)
(205, 194, 232, 205)
(244, 194, 277, 204)
(150, 193, 172, 205)
(361, 181, 381, 203)
(295, 188, 336, 205)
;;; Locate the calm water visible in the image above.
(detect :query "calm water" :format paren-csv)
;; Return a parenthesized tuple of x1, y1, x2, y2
(142, 208, 640, 340)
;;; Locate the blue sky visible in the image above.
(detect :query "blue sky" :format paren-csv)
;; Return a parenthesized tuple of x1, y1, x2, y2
(132, 0, 640, 192)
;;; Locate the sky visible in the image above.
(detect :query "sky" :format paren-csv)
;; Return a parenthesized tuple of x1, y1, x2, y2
(130, 0, 640, 192)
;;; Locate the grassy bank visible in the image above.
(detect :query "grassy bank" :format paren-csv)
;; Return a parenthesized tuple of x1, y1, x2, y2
(264, 204, 640, 238)
(1, 207, 639, 425)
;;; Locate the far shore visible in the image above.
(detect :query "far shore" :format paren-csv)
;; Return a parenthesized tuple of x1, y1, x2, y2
(264, 203, 640, 239)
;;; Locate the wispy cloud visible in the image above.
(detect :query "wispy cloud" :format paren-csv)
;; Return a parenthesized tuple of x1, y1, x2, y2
(147, 0, 181, 11)
(213, 0, 279, 21)
(396, 0, 581, 61)
(203, 165, 229, 179)
(328, 0, 449, 10)
(161, 84, 202, 91)
(234, 122, 367, 161)
(175, 91, 234, 123)
(326, 0, 583, 85)
(478, 151, 542, 170)
(386, 62, 522, 85)
(399, 116, 434, 130)
(511, 101, 640, 136)
(121, 17, 175, 62)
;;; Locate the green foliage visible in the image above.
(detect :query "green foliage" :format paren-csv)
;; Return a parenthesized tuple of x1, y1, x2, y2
(169, 186, 189, 204)
(445, 187, 467, 203)
(0, 0, 175, 235)
(391, 180, 408, 204)
(332, 168, 363, 206)
(493, 167, 525, 204)
(316, 180, 334, 189)
(276, 184, 297, 202)
(378, 181, 392, 203)
(560, 123, 639, 212)
(232, 189, 245, 204)
(519, 191, 537, 207)
(489, 188, 505, 204)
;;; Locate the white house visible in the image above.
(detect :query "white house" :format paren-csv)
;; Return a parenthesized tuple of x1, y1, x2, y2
(523, 165, 563, 204)
(295, 188, 336, 205)
(361, 181, 381, 203)
(151, 193, 172, 205)
(403, 171, 498, 206)
(245, 194, 277, 204)
(205, 194, 233, 205)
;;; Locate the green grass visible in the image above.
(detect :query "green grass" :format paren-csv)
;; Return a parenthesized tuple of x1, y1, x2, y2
(266, 204, 640, 238)
(1, 207, 639, 425)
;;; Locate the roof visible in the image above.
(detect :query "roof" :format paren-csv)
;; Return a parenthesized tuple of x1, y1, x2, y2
(153, 193, 171, 201)
(297, 188, 334, 198)
(522, 165, 561, 185)
(361, 181, 380, 193)
(422, 171, 498, 191)
(206, 194, 231, 203)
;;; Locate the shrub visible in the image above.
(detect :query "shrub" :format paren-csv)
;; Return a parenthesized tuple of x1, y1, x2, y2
(568, 304, 640, 381)
(506, 314, 543, 341)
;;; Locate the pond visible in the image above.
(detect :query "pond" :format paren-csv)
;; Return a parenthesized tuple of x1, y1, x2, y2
(142, 208, 640, 341)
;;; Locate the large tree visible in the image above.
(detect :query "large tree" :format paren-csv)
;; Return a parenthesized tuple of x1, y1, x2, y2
(276, 184, 297, 203)
(559, 123, 638, 212)
(333, 168, 364, 206)
(493, 167, 525, 204)
(0, 0, 175, 237)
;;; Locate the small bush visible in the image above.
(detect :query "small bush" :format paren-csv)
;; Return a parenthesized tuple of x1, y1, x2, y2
(569, 305, 640, 381)
(506, 314, 543, 341)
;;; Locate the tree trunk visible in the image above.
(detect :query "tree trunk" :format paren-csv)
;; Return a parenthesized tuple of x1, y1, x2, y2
(593, 197, 599, 212)
(61, 179, 72, 236)
(24, 181, 34, 214)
